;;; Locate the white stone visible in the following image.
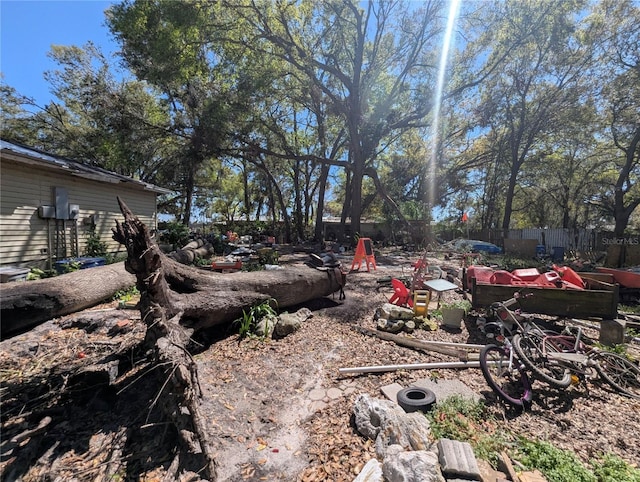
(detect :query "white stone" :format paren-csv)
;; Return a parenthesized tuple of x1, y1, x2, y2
(352, 458, 384, 482)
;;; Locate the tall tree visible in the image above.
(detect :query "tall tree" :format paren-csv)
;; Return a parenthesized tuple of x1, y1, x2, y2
(0, 80, 41, 145)
(7, 43, 177, 191)
(107, 1, 244, 225)
(473, 0, 590, 232)
(217, 0, 449, 236)
(587, 0, 640, 236)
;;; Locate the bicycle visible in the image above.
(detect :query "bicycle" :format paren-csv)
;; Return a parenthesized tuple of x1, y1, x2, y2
(478, 294, 538, 408)
(513, 325, 640, 399)
(480, 339, 533, 408)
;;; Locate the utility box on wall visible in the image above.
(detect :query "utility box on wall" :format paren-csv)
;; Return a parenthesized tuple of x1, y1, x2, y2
(69, 204, 79, 219)
(38, 205, 56, 219)
(54, 187, 69, 220)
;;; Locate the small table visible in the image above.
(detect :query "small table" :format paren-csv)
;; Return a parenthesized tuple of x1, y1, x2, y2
(422, 279, 458, 308)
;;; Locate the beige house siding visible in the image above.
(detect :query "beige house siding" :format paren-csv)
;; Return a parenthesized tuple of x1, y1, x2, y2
(1, 157, 160, 268)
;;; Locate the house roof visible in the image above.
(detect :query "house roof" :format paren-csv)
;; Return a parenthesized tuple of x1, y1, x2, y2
(0, 140, 172, 195)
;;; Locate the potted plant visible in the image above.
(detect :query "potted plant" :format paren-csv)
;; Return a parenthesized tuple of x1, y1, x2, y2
(439, 299, 472, 329)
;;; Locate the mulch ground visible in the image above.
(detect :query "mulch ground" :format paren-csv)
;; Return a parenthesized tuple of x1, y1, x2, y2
(1, 248, 639, 481)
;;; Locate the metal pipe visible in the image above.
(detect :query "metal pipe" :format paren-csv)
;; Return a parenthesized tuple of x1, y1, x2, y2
(47, 219, 53, 271)
(412, 340, 485, 350)
(339, 360, 495, 375)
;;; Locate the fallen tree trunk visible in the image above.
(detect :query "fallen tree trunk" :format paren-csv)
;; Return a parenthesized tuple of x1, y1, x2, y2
(110, 197, 345, 480)
(169, 238, 216, 265)
(160, 259, 346, 332)
(0, 242, 343, 341)
(0, 263, 135, 339)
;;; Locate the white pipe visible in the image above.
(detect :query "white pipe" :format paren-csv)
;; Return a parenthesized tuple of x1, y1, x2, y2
(414, 340, 484, 350)
(338, 360, 494, 374)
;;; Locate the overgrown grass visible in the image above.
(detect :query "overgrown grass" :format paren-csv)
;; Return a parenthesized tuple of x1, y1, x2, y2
(516, 439, 640, 482)
(515, 438, 597, 482)
(619, 304, 640, 314)
(426, 396, 640, 482)
(426, 396, 510, 466)
(591, 453, 640, 482)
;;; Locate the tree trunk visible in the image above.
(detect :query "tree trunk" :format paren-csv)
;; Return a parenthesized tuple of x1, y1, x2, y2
(110, 196, 345, 480)
(314, 163, 330, 241)
(0, 262, 135, 339)
(1, 238, 345, 343)
(169, 239, 216, 265)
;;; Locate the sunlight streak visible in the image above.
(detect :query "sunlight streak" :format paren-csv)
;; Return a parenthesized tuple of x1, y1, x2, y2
(428, 0, 461, 213)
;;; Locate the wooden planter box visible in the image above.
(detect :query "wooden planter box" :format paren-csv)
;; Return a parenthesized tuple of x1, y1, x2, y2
(471, 276, 619, 320)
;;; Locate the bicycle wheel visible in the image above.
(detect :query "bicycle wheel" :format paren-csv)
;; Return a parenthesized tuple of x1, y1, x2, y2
(480, 344, 533, 407)
(593, 351, 640, 400)
(512, 333, 572, 388)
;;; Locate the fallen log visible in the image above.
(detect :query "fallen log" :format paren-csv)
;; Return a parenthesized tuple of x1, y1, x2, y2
(0, 242, 343, 341)
(353, 325, 480, 360)
(111, 197, 346, 480)
(169, 238, 216, 265)
(0, 262, 135, 339)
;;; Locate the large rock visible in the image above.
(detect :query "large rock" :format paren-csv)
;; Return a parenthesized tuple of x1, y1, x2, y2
(353, 458, 384, 482)
(273, 308, 313, 338)
(353, 394, 434, 458)
(376, 303, 415, 321)
(377, 318, 406, 333)
(382, 445, 444, 482)
(254, 314, 277, 338)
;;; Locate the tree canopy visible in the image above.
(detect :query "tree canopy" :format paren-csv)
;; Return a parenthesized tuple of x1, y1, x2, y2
(2, 0, 639, 240)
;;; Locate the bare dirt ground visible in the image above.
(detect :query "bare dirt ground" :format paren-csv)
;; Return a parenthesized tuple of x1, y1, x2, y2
(1, 247, 639, 481)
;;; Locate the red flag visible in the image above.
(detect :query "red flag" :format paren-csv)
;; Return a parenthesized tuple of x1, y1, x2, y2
(461, 212, 469, 222)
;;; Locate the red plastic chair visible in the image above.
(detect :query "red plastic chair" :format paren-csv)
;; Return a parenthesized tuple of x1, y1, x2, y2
(389, 278, 413, 307)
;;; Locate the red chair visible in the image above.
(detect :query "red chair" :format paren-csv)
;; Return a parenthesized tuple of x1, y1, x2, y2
(389, 278, 413, 307)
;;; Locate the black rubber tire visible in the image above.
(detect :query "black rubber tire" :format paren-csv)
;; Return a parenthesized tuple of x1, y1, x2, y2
(512, 333, 572, 388)
(397, 387, 436, 413)
(593, 351, 640, 400)
(480, 344, 533, 408)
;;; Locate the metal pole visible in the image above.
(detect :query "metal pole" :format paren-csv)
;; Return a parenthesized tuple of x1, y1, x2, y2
(411, 340, 485, 350)
(47, 219, 53, 271)
(339, 360, 495, 375)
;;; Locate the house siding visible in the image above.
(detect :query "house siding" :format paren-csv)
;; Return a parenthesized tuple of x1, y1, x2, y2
(1, 158, 158, 268)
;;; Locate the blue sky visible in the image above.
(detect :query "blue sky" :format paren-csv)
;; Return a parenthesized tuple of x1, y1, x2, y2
(1, 0, 116, 108)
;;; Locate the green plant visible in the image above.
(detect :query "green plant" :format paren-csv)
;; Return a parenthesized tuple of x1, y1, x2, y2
(257, 248, 279, 266)
(619, 304, 640, 315)
(160, 222, 190, 249)
(591, 453, 640, 482)
(64, 260, 82, 273)
(27, 268, 56, 280)
(440, 299, 472, 313)
(426, 396, 509, 465)
(242, 261, 265, 272)
(594, 342, 629, 356)
(84, 226, 108, 257)
(429, 308, 443, 322)
(112, 285, 140, 302)
(233, 299, 278, 339)
(514, 438, 597, 482)
(105, 252, 128, 265)
(194, 256, 212, 267)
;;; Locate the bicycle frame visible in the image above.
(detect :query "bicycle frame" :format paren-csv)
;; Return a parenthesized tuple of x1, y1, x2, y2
(541, 327, 602, 381)
(481, 291, 546, 340)
(479, 292, 537, 408)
